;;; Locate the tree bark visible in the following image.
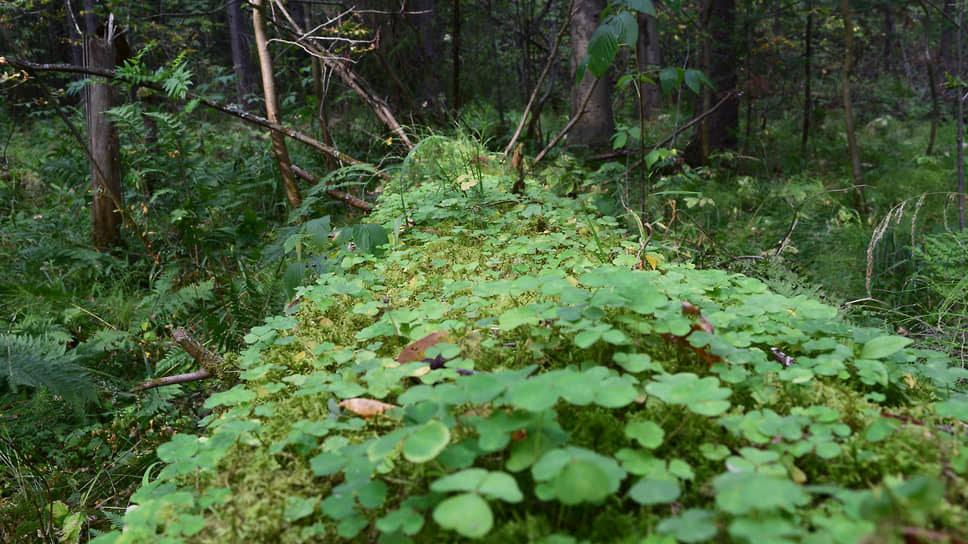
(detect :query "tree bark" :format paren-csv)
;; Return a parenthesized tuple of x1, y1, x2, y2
(85, 22, 123, 249)
(253, 0, 302, 210)
(840, 0, 867, 213)
(451, 0, 461, 111)
(636, 10, 662, 120)
(801, 0, 813, 155)
(687, 0, 738, 165)
(226, 0, 256, 108)
(569, 0, 614, 151)
(957, 0, 966, 231)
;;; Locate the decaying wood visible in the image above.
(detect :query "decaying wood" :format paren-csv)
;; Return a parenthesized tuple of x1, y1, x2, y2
(291, 165, 373, 211)
(0, 56, 390, 182)
(131, 328, 223, 392)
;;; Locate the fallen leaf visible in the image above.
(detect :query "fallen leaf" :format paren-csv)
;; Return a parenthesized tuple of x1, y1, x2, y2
(397, 331, 451, 364)
(339, 398, 399, 418)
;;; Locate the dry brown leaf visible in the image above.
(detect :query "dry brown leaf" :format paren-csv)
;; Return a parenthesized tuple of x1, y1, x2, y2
(396, 331, 451, 364)
(338, 398, 399, 418)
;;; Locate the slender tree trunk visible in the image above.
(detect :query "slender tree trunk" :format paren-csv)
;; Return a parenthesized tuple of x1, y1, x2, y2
(85, 21, 123, 249)
(957, 0, 966, 230)
(685, 0, 738, 165)
(227, 0, 256, 108)
(636, 10, 662, 120)
(921, 0, 938, 155)
(569, 0, 614, 151)
(253, 0, 301, 210)
(452, 0, 461, 111)
(801, 0, 813, 155)
(840, 0, 866, 213)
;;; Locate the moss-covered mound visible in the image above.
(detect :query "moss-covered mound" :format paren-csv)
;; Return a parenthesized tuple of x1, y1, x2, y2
(95, 170, 968, 543)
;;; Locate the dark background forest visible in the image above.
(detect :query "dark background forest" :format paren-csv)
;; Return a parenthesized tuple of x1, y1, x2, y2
(2, 0, 968, 542)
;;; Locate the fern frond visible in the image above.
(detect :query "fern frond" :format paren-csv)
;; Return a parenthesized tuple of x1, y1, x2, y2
(0, 334, 97, 413)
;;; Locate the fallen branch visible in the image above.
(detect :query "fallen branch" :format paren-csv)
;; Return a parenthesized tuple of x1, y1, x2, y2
(623, 89, 739, 176)
(0, 56, 390, 182)
(504, 0, 575, 157)
(131, 328, 223, 392)
(291, 165, 373, 211)
(533, 77, 600, 165)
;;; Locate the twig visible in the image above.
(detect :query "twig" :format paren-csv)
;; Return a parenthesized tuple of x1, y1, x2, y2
(131, 327, 224, 392)
(533, 77, 600, 165)
(0, 56, 390, 181)
(623, 89, 739, 176)
(774, 185, 871, 257)
(504, 0, 575, 157)
(291, 165, 373, 211)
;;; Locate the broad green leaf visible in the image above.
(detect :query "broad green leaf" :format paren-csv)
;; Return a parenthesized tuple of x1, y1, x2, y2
(936, 397, 968, 422)
(284, 496, 318, 522)
(357, 479, 388, 509)
(321, 492, 356, 520)
(656, 509, 718, 542)
(433, 493, 493, 538)
(712, 472, 808, 514)
(613, 352, 652, 372)
(659, 67, 680, 95)
(403, 420, 451, 463)
(586, 24, 620, 77)
(507, 376, 559, 411)
(612, 10, 638, 45)
(860, 336, 912, 359)
(625, 420, 664, 449)
(479, 471, 524, 502)
(554, 460, 611, 504)
(157, 434, 198, 463)
(628, 478, 680, 505)
(311, 452, 348, 476)
(431, 468, 488, 493)
(624, 0, 656, 16)
(646, 373, 731, 416)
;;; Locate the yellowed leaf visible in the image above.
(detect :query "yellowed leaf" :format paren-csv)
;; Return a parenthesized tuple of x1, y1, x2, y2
(338, 398, 399, 418)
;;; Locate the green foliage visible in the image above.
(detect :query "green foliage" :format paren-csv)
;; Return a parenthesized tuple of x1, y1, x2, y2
(94, 166, 968, 543)
(0, 333, 96, 413)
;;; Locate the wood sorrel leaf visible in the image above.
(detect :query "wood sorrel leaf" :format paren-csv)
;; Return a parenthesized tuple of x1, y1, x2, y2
(403, 420, 451, 463)
(433, 493, 493, 538)
(625, 420, 665, 449)
(646, 373, 731, 416)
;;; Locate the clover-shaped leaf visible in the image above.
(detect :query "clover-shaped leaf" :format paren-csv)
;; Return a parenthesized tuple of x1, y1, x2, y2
(625, 420, 664, 449)
(646, 373, 731, 416)
(433, 493, 493, 538)
(403, 420, 451, 463)
(712, 472, 808, 514)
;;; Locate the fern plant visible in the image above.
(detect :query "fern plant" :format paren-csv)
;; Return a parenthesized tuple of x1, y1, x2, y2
(0, 334, 97, 414)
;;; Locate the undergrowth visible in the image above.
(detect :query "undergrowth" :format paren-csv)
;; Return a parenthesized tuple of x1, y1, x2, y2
(89, 147, 968, 543)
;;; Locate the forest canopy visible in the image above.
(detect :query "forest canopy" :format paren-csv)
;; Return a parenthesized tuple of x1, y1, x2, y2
(1, 0, 967, 542)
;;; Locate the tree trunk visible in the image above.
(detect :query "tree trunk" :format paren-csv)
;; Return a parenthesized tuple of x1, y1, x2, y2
(840, 0, 866, 213)
(85, 23, 123, 249)
(569, 0, 613, 151)
(252, 0, 302, 210)
(411, 0, 442, 111)
(801, 0, 813, 155)
(686, 0, 738, 165)
(921, 0, 938, 155)
(226, 0, 256, 108)
(957, 0, 966, 231)
(451, 0, 461, 112)
(636, 10, 662, 120)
